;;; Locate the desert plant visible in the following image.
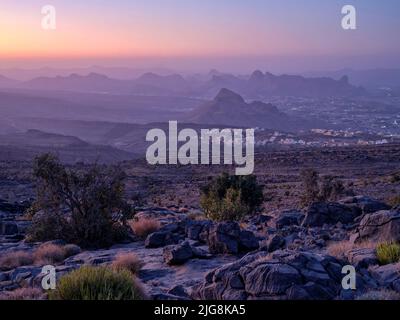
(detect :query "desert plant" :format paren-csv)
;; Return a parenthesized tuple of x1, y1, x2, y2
(0, 287, 44, 300)
(300, 169, 346, 206)
(28, 154, 132, 248)
(49, 266, 146, 300)
(319, 175, 345, 201)
(326, 240, 376, 259)
(33, 243, 66, 265)
(356, 289, 400, 300)
(300, 168, 320, 206)
(112, 253, 143, 275)
(0, 251, 33, 270)
(27, 211, 71, 243)
(129, 218, 160, 238)
(200, 173, 263, 222)
(376, 242, 400, 265)
(388, 195, 400, 208)
(326, 241, 354, 259)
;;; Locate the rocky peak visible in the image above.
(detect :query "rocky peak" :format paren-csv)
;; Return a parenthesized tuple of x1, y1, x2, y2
(213, 88, 245, 104)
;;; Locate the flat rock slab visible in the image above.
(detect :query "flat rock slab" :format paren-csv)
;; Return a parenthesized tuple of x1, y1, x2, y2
(63, 241, 237, 297)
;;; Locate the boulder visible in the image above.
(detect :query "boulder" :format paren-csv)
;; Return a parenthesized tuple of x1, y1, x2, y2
(207, 222, 259, 254)
(238, 230, 259, 252)
(163, 241, 213, 265)
(208, 222, 240, 254)
(167, 285, 190, 299)
(163, 242, 194, 265)
(0, 222, 18, 235)
(352, 210, 400, 243)
(339, 196, 390, 214)
(266, 235, 286, 252)
(346, 248, 378, 269)
(370, 263, 400, 292)
(186, 220, 212, 241)
(276, 210, 304, 229)
(145, 231, 182, 248)
(302, 202, 362, 227)
(192, 250, 344, 300)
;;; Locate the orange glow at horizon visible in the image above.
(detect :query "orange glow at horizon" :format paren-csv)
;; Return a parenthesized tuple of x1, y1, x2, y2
(0, 3, 317, 60)
(1, 0, 398, 62)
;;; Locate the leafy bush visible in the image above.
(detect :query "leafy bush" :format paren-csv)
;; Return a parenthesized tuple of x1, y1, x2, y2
(376, 242, 400, 265)
(27, 211, 71, 243)
(300, 169, 347, 206)
(200, 173, 263, 221)
(49, 266, 146, 300)
(28, 154, 132, 248)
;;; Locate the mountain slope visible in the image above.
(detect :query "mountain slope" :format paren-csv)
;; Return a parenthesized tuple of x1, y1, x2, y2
(186, 88, 323, 131)
(0, 129, 134, 163)
(200, 71, 366, 98)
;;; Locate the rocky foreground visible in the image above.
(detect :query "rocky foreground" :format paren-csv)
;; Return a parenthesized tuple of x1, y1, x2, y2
(1, 196, 400, 300)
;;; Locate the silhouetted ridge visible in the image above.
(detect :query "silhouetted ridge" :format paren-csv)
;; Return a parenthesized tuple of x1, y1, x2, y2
(214, 88, 245, 103)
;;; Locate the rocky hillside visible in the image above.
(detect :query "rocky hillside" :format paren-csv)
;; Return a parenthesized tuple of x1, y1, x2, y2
(1, 195, 400, 300)
(187, 88, 325, 131)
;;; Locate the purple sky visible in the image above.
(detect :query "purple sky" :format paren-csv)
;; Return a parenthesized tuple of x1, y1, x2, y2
(1, 0, 399, 72)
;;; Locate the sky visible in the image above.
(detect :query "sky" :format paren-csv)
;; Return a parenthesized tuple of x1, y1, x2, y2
(0, 0, 399, 73)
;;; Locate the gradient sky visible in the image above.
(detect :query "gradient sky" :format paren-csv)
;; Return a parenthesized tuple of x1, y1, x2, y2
(0, 0, 399, 72)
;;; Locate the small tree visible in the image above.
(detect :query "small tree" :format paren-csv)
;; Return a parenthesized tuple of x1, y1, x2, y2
(300, 168, 320, 206)
(300, 169, 346, 207)
(29, 153, 132, 248)
(200, 173, 263, 221)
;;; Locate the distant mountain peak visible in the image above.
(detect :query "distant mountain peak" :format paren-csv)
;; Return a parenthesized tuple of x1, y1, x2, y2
(340, 75, 349, 84)
(214, 88, 245, 103)
(250, 70, 264, 79)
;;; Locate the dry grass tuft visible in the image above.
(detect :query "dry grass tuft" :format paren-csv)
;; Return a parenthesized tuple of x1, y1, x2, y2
(327, 240, 376, 259)
(0, 251, 34, 269)
(0, 287, 44, 300)
(129, 218, 160, 238)
(112, 252, 144, 275)
(33, 243, 66, 265)
(356, 289, 400, 300)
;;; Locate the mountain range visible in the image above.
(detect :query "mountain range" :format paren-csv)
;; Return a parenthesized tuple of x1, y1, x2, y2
(0, 70, 366, 98)
(303, 68, 400, 89)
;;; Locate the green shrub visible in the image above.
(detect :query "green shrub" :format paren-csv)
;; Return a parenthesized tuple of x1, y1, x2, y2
(376, 242, 400, 265)
(28, 154, 132, 249)
(200, 173, 263, 222)
(27, 211, 71, 243)
(49, 266, 146, 300)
